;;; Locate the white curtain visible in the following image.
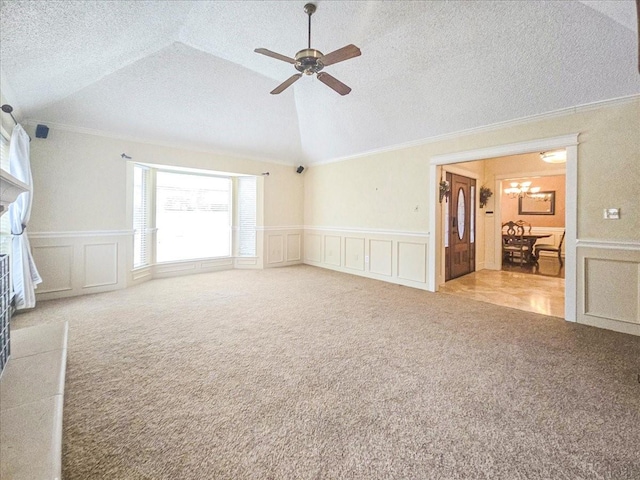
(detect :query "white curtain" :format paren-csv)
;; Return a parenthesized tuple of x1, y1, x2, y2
(8, 124, 41, 309)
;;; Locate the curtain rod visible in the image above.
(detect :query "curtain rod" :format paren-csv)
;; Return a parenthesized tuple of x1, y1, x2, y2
(1, 104, 32, 141)
(1, 104, 18, 125)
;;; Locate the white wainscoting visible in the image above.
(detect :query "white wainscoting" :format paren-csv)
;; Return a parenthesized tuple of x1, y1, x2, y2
(152, 257, 235, 278)
(261, 227, 304, 268)
(30, 231, 131, 301)
(577, 240, 640, 336)
(304, 227, 430, 290)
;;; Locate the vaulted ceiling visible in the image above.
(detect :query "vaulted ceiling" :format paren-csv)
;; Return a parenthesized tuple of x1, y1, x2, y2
(1, 1, 638, 165)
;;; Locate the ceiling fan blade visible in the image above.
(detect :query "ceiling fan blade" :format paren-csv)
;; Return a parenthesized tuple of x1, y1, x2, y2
(320, 44, 361, 67)
(270, 74, 302, 94)
(254, 48, 296, 65)
(316, 73, 351, 96)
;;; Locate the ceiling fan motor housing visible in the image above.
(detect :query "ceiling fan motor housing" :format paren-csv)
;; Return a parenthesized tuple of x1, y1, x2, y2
(295, 49, 324, 74)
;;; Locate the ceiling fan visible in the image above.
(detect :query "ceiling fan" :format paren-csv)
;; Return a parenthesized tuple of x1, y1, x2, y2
(254, 3, 361, 95)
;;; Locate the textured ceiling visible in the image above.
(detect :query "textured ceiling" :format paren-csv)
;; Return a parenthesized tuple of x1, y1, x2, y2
(1, 0, 638, 165)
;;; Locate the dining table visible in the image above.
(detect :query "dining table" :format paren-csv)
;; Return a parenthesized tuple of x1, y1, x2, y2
(502, 233, 551, 265)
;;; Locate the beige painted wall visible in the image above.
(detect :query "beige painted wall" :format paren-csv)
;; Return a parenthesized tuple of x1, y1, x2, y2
(25, 127, 304, 233)
(305, 99, 639, 241)
(304, 148, 429, 232)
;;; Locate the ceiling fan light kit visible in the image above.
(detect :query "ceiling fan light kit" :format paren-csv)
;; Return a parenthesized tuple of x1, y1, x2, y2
(254, 3, 361, 95)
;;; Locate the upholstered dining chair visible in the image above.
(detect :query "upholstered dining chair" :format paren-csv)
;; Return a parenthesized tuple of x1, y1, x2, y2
(534, 230, 565, 266)
(502, 221, 529, 266)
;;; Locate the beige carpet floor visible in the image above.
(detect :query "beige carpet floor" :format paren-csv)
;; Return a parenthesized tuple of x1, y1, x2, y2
(12, 265, 640, 479)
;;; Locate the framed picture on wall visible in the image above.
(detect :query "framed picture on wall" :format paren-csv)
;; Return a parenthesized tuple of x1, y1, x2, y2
(518, 191, 555, 215)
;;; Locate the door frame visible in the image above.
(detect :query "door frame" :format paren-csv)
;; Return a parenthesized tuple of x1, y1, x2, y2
(428, 133, 579, 322)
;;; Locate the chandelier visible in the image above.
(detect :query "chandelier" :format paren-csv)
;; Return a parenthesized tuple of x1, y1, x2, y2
(504, 181, 541, 199)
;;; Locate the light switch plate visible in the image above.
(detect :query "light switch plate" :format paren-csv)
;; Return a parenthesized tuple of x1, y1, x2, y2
(603, 208, 620, 219)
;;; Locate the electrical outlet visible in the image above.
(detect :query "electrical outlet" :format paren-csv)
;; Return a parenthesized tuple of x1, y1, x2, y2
(365, 255, 369, 263)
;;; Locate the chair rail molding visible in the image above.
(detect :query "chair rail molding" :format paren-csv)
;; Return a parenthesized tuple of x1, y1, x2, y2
(29, 230, 134, 239)
(304, 225, 429, 238)
(576, 239, 640, 251)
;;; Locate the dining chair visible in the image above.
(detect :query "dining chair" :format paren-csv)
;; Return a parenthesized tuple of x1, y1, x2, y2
(502, 221, 529, 266)
(534, 230, 565, 266)
(515, 220, 532, 233)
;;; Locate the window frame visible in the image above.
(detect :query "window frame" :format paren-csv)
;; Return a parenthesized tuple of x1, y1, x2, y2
(131, 163, 257, 268)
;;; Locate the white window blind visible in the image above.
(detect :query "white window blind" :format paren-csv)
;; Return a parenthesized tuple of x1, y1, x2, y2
(133, 164, 149, 268)
(237, 176, 257, 257)
(156, 171, 231, 262)
(0, 133, 11, 255)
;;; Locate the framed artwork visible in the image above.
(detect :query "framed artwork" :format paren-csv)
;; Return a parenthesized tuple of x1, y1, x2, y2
(518, 191, 555, 215)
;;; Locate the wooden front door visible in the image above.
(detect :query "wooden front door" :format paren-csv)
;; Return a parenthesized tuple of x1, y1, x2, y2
(446, 173, 476, 281)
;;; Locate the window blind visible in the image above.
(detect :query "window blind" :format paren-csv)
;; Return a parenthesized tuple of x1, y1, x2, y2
(133, 164, 149, 268)
(237, 176, 257, 257)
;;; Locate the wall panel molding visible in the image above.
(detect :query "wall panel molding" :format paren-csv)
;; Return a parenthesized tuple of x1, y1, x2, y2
(153, 257, 233, 278)
(369, 239, 393, 276)
(264, 227, 303, 267)
(344, 237, 365, 271)
(577, 242, 640, 336)
(305, 233, 322, 263)
(324, 236, 342, 266)
(397, 242, 427, 283)
(83, 243, 119, 288)
(286, 234, 301, 262)
(267, 235, 285, 264)
(31, 231, 129, 301)
(304, 227, 429, 290)
(32, 245, 74, 294)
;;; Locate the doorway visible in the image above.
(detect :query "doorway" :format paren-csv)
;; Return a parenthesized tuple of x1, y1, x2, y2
(428, 134, 579, 321)
(445, 173, 476, 281)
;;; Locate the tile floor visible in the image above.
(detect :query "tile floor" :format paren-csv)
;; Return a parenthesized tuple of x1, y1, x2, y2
(439, 267, 565, 318)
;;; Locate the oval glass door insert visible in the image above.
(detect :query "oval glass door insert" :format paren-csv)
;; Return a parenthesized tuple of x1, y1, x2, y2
(457, 188, 465, 240)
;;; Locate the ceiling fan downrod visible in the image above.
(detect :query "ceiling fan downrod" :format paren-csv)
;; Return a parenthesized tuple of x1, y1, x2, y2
(305, 3, 316, 49)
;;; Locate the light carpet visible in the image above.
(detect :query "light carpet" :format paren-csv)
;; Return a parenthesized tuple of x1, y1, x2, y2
(12, 265, 640, 479)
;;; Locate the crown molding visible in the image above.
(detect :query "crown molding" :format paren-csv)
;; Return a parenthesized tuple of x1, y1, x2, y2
(310, 94, 639, 167)
(20, 119, 298, 168)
